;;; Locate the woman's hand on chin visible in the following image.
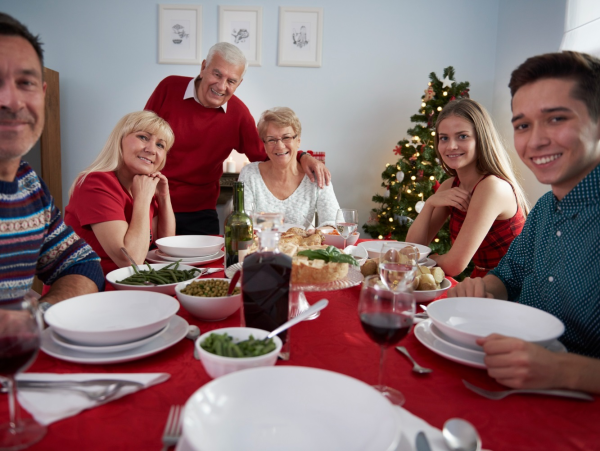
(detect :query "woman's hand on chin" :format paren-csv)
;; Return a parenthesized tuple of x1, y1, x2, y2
(149, 172, 170, 198)
(131, 173, 160, 202)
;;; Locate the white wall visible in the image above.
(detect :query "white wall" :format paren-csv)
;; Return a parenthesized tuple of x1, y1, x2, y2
(0, 0, 565, 227)
(493, 0, 567, 206)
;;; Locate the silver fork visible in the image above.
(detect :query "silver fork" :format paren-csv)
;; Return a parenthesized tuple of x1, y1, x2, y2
(161, 405, 183, 451)
(462, 379, 594, 401)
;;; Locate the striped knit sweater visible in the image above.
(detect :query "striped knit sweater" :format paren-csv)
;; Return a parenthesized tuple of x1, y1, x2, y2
(0, 161, 104, 301)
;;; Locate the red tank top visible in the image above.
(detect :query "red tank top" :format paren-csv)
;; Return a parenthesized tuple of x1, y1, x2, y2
(448, 175, 525, 278)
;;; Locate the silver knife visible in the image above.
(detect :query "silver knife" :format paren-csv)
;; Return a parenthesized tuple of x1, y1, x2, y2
(415, 431, 432, 451)
(13, 379, 144, 388)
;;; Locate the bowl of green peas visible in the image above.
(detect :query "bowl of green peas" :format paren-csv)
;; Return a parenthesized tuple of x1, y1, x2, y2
(175, 278, 241, 321)
(196, 327, 283, 379)
(106, 262, 203, 295)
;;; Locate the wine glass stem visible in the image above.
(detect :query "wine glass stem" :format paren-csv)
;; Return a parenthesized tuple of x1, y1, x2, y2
(6, 376, 20, 431)
(377, 345, 386, 388)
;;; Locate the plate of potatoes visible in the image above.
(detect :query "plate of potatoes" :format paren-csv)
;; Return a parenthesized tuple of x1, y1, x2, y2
(413, 266, 451, 302)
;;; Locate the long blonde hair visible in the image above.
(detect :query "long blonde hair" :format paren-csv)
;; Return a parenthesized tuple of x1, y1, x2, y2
(434, 98, 530, 214)
(69, 111, 174, 197)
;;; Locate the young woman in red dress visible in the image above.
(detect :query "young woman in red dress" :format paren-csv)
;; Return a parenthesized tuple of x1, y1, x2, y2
(406, 98, 529, 277)
(65, 111, 176, 275)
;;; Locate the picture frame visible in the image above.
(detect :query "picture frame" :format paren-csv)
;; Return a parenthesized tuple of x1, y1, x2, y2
(278, 7, 323, 68)
(219, 6, 262, 67)
(158, 4, 202, 65)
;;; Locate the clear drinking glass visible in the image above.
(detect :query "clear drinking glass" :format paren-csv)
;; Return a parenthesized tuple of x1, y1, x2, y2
(335, 209, 358, 249)
(0, 298, 46, 450)
(379, 243, 419, 293)
(358, 275, 415, 406)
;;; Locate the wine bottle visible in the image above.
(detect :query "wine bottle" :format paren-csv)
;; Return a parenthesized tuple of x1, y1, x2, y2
(224, 181, 254, 268)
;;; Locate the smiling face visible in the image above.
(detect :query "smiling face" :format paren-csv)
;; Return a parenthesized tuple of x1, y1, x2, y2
(196, 52, 244, 108)
(263, 124, 300, 166)
(512, 78, 600, 200)
(0, 35, 46, 164)
(436, 116, 478, 173)
(120, 131, 167, 177)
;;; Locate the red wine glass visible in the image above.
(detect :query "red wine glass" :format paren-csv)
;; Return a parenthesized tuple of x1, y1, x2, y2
(0, 298, 46, 450)
(358, 275, 415, 406)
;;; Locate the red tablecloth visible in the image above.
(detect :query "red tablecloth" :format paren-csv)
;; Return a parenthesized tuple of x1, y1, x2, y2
(6, 244, 599, 451)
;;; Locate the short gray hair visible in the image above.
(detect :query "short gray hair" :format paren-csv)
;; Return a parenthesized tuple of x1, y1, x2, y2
(206, 42, 248, 77)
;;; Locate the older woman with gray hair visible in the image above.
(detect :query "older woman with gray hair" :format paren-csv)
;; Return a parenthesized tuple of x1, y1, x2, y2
(238, 107, 340, 227)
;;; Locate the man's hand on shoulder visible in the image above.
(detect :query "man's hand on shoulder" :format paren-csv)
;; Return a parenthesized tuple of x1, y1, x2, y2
(299, 153, 331, 189)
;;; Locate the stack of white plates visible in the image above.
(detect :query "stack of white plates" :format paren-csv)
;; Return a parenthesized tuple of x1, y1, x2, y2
(148, 235, 225, 266)
(42, 291, 188, 364)
(415, 297, 566, 368)
(178, 366, 402, 451)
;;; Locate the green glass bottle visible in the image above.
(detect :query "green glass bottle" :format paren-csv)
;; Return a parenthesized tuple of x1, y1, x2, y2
(224, 181, 254, 268)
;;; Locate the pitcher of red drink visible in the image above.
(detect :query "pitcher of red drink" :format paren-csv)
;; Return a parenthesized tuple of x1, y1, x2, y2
(241, 212, 292, 359)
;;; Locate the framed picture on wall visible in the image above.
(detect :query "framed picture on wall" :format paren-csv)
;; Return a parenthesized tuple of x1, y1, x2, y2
(278, 7, 323, 68)
(158, 4, 202, 64)
(219, 6, 262, 67)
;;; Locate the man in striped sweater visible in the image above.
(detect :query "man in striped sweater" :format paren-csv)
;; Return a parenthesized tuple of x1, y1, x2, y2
(0, 13, 104, 309)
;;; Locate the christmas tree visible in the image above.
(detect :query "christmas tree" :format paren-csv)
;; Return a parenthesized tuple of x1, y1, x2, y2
(363, 67, 470, 255)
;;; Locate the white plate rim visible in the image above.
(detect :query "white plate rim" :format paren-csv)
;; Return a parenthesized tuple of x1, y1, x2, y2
(50, 324, 169, 354)
(357, 240, 432, 259)
(413, 278, 451, 303)
(155, 249, 220, 262)
(41, 316, 189, 364)
(146, 249, 224, 266)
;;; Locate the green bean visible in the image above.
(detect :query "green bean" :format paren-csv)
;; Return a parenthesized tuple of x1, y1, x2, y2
(116, 263, 201, 285)
(200, 333, 276, 358)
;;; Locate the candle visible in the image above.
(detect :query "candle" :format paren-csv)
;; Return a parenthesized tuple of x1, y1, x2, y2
(226, 158, 236, 173)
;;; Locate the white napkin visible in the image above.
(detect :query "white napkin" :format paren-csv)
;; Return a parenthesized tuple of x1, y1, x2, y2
(17, 373, 170, 425)
(175, 405, 445, 451)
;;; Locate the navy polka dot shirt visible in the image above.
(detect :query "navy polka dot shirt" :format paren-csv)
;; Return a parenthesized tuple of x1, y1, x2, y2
(490, 163, 600, 358)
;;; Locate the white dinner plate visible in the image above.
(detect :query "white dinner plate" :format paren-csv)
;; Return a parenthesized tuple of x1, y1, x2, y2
(415, 319, 567, 369)
(357, 240, 432, 260)
(420, 258, 436, 268)
(155, 249, 220, 262)
(146, 249, 224, 266)
(181, 366, 402, 451)
(50, 324, 169, 354)
(41, 316, 189, 364)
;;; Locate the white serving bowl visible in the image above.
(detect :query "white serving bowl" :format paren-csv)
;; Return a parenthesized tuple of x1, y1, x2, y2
(321, 231, 359, 248)
(426, 297, 565, 350)
(106, 263, 203, 295)
(155, 235, 224, 257)
(343, 244, 368, 266)
(196, 327, 282, 379)
(358, 240, 432, 260)
(44, 291, 179, 346)
(175, 278, 241, 321)
(413, 278, 451, 303)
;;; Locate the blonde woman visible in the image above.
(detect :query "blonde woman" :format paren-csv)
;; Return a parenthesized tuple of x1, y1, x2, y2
(65, 111, 176, 275)
(238, 107, 341, 227)
(406, 98, 529, 277)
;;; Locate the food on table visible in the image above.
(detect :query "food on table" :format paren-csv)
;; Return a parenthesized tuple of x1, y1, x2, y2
(200, 332, 277, 357)
(413, 265, 446, 290)
(181, 279, 241, 297)
(293, 245, 358, 284)
(360, 258, 379, 276)
(280, 227, 324, 246)
(116, 262, 201, 285)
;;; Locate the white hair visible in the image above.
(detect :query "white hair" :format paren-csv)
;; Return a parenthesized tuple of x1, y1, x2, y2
(206, 42, 248, 77)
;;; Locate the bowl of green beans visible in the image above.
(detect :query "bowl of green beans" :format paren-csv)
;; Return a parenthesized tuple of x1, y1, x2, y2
(196, 327, 283, 379)
(175, 278, 241, 321)
(106, 262, 203, 295)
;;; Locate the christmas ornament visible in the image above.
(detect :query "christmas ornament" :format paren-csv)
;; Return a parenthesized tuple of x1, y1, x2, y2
(394, 214, 412, 226)
(433, 180, 441, 192)
(435, 158, 440, 164)
(383, 188, 390, 198)
(415, 201, 425, 213)
(366, 211, 379, 226)
(384, 232, 392, 240)
(393, 145, 402, 156)
(396, 171, 405, 182)
(417, 170, 424, 179)
(423, 85, 434, 101)
(442, 75, 453, 88)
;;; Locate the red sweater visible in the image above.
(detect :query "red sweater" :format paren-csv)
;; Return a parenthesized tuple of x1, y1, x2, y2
(145, 76, 266, 213)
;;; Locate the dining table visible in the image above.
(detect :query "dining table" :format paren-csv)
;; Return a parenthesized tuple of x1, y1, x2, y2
(4, 239, 599, 451)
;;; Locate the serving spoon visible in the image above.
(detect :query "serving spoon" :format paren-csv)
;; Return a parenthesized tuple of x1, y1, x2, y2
(265, 299, 328, 341)
(120, 247, 154, 286)
(442, 418, 482, 451)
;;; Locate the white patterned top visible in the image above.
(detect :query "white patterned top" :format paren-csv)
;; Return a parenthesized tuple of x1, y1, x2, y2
(238, 162, 341, 227)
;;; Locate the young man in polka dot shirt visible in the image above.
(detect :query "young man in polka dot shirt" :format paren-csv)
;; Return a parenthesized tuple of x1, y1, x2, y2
(449, 51, 600, 394)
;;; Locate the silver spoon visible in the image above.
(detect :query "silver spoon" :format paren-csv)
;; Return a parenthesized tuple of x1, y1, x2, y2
(120, 247, 154, 286)
(265, 299, 328, 340)
(5, 381, 125, 403)
(442, 418, 482, 451)
(186, 325, 201, 360)
(396, 346, 433, 374)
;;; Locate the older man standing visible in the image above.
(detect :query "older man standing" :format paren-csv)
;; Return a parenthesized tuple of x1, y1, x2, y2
(145, 42, 330, 236)
(449, 51, 600, 394)
(0, 13, 104, 308)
